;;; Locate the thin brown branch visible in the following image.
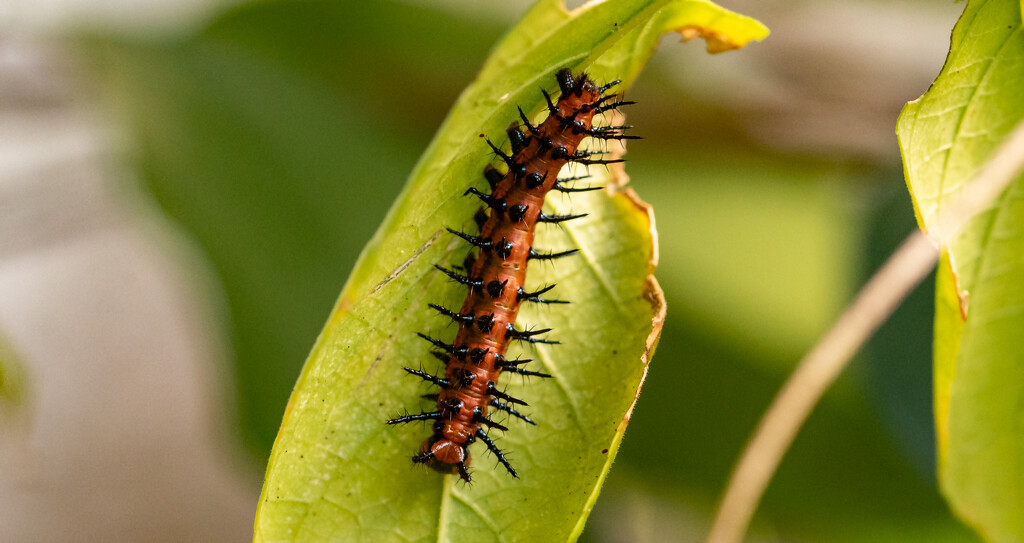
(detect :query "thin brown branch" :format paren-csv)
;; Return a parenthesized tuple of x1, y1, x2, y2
(705, 118, 1024, 543)
(706, 232, 936, 543)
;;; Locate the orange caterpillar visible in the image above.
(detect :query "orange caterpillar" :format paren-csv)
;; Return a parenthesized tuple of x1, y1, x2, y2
(388, 69, 635, 482)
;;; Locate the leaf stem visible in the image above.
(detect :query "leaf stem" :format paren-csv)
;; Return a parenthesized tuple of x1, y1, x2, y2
(705, 118, 1024, 543)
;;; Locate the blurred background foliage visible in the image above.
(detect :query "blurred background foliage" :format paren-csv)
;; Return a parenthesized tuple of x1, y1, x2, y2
(50, 0, 980, 539)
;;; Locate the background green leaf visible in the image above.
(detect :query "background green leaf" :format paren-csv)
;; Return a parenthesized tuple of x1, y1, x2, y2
(898, 0, 1024, 540)
(252, 0, 764, 541)
(0, 331, 28, 419)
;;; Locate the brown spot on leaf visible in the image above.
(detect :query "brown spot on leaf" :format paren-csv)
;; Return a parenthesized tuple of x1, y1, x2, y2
(945, 250, 969, 320)
(678, 25, 743, 54)
(613, 186, 665, 431)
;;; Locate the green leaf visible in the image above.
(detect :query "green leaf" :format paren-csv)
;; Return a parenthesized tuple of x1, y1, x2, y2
(254, 0, 766, 541)
(0, 332, 28, 418)
(898, 0, 1024, 540)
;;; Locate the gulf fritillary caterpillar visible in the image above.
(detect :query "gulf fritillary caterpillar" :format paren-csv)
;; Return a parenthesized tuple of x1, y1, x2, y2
(388, 69, 636, 483)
